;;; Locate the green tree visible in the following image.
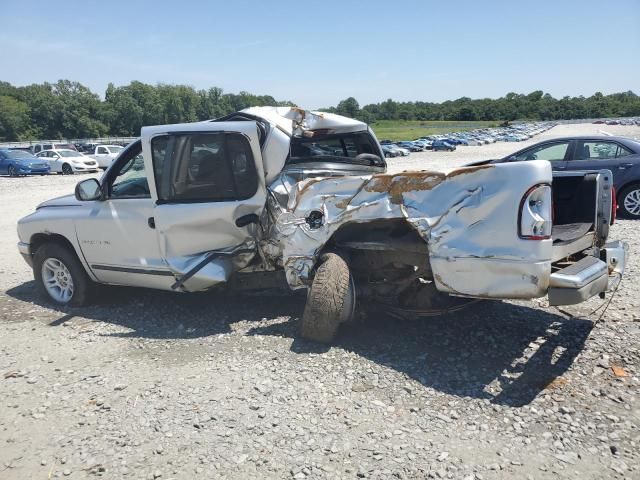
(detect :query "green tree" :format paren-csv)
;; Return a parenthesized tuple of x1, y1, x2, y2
(0, 95, 33, 141)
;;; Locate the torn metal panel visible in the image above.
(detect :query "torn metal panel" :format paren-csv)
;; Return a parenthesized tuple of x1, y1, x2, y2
(166, 242, 257, 292)
(241, 106, 368, 137)
(273, 160, 554, 298)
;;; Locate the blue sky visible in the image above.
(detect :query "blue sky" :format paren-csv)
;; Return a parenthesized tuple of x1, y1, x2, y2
(1, 0, 638, 108)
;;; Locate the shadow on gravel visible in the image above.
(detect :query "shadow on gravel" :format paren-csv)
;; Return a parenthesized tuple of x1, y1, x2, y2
(248, 301, 594, 407)
(5, 280, 306, 340)
(6, 281, 591, 407)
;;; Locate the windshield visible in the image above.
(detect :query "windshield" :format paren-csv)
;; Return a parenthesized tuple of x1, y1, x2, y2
(109, 146, 124, 153)
(289, 132, 384, 167)
(4, 150, 35, 160)
(58, 151, 83, 158)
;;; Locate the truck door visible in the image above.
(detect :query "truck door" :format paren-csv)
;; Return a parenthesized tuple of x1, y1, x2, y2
(141, 121, 267, 292)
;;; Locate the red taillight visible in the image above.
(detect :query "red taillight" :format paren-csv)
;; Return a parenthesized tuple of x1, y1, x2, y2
(519, 184, 552, 240)
(611, 187, 617, 225)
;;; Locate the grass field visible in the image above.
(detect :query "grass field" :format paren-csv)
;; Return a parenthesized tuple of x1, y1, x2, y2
(370, 120, 498, 141)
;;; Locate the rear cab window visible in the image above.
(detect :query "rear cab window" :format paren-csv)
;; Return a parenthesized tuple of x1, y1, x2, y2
(289, 131, 385, 167)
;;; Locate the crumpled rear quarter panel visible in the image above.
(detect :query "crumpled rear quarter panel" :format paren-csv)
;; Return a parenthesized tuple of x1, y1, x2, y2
(278, 160, 553, 299)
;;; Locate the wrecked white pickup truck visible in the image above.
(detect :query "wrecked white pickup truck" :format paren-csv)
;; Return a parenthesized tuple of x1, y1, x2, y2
(17, 107, 628, 342)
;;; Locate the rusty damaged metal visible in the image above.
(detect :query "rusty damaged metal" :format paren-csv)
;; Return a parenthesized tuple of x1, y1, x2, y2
(269, 160, 554, 296)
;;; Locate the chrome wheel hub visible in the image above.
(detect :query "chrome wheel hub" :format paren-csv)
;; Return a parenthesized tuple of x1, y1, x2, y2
(624, 189, 640, 216)
(42, 258, 74, 303)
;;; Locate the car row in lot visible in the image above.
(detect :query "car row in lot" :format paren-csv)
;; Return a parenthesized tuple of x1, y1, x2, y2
(593, 118, 640, 126)
(379, 121, 556, 156)
(0, 147, 100, 176)
(0, 141, 132, 176)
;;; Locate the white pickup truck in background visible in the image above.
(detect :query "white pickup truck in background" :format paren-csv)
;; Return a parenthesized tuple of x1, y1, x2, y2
(89, 144, 124, 169)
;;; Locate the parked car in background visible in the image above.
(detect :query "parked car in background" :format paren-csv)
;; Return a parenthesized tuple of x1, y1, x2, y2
(412, 140, 431, 150)
(0, 148, 50, 176)
(381, 145, 399, 158)
(36, 149, 99, 174)
(395, 141, 422, 152)
(469, 136, 640, 218)
(432, 140, 456, 151)
(76, 143, 99, 154)
(31, 143, 78, 154)
(88, 144, 125, 169)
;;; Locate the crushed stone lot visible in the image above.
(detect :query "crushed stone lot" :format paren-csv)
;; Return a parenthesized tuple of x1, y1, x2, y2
(1, 123, 639, 479)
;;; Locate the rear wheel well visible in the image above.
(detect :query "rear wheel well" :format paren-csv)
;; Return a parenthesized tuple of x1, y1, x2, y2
(618, 181, 640, 201)
(321, 219, 432, 297)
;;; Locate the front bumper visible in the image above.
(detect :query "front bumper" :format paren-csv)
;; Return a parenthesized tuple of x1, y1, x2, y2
(548, 240, 628, 306)
(18, 241, 32, 267)
(18, 167, 50, 174)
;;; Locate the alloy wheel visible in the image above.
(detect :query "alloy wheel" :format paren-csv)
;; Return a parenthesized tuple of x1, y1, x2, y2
(41, 258, 74, 303)
(623, 188, 640, 217)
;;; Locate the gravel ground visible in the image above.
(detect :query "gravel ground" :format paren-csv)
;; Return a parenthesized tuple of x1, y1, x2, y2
(1, 123, 639, 479)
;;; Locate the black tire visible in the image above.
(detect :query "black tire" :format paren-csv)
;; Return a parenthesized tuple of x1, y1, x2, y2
(61, 163, 73, 175)
(33, 243, 93, 306)
(8, 165, 17, 177)
(301, 253, 355, 344)
(619, 183, 640, 219)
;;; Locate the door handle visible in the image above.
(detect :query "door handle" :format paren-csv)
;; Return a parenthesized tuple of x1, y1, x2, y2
(618, 163, 634, 170)
(147, 217, 155, 229)
(554, 165, 566, 170)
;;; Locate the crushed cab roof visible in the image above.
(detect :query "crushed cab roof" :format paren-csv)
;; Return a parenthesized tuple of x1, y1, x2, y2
(240, 106, 368, 136)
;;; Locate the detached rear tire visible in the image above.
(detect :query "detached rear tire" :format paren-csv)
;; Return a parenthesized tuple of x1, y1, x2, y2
(301, 253, 355, 344)
(33, 243, 93, 306)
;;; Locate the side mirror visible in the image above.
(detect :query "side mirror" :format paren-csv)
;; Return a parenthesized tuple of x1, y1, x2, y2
(75, 178, 103, 201)
(355, 153, 385, 167)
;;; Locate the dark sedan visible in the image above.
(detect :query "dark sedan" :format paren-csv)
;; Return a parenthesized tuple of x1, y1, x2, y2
(476, 137, 640, 218)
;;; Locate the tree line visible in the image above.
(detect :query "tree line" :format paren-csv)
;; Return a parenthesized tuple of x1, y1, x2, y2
(0, 79, 638, 142)
(0, 80, 293, 142)
(326, 91, 640, 125)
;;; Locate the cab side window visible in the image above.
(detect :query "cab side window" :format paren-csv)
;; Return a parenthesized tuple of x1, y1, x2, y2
(151, 132, 258, 203)
(109, 141, 150, 199)
(97, 146, 108, 154)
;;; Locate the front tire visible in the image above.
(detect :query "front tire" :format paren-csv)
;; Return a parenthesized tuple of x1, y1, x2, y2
(33, 243, 93, 306)
(620, 184, 640, 218)
(61, 163, 73, 175)
(301, 253, 355, 344)
(8, 165, 17, 177)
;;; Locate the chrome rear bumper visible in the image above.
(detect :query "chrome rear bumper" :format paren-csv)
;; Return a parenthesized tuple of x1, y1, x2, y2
(548, 241, 628, 306)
